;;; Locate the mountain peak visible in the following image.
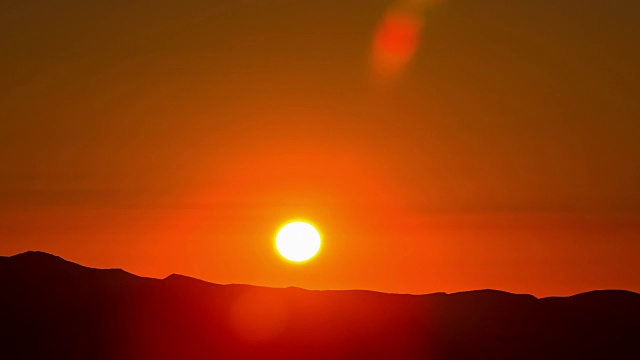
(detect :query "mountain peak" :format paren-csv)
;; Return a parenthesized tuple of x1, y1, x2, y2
(9, 250, 64, 260)
(4, 250, 76, 268)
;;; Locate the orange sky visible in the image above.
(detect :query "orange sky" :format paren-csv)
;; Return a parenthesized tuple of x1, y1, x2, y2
(1, 0, 639, 297)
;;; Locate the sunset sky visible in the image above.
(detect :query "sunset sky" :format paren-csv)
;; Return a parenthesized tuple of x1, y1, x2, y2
(1, 0, 639, 297)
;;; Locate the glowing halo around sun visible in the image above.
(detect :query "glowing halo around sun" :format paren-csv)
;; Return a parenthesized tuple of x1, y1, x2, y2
(275, 222, 321, 262)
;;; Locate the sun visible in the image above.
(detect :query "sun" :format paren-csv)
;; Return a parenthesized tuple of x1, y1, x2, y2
(275, 222, 321, 262)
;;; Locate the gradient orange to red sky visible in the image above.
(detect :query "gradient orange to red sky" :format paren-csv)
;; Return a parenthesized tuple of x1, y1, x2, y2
(1, 0, 639, 297)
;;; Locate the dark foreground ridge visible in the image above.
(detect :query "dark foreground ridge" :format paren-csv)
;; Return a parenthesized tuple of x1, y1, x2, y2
(1, 252, 639, 359)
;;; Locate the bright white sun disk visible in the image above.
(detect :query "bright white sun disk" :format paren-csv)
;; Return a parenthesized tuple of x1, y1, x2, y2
(276, 222, 321, 262)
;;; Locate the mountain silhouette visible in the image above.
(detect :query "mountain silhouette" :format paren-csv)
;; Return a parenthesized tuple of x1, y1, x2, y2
(1, 252, 638, 359)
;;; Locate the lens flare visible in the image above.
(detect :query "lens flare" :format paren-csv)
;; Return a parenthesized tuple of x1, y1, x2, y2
(372, 0, 443, 83)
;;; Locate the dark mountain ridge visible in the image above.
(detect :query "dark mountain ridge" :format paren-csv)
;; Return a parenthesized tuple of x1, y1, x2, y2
(1, 251, 639, 359)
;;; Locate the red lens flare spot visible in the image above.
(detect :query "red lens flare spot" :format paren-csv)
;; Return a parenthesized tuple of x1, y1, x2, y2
(372, 11, 423, 81)
(376, 13, 422, 57)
